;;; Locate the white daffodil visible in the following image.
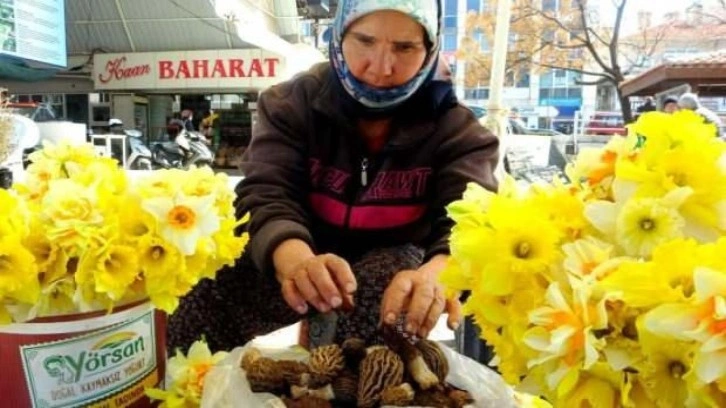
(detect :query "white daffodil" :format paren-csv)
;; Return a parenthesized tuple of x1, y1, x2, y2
(142, 193, 220, 255)
(644, 267, 726, 384)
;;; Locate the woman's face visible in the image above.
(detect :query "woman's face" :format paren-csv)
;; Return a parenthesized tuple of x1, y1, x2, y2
(341, 10, 428, 88)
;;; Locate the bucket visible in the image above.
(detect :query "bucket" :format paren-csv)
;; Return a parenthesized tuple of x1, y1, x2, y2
(0, 301, 166, 408)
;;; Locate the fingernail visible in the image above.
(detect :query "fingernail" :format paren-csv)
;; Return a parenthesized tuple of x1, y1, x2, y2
(330, 296, 342, 308)
(385, 313, 396, 324)
(345, 283, 356, 293)
(406, 323, 415, 333)
(296, 304, 308, 314)
(318, 303, 330, 313)
(451, 322, 460, 331)
(418, 329, 428, 338)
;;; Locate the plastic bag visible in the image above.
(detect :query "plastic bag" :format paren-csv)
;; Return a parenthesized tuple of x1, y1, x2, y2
(201, 340, 518, 408)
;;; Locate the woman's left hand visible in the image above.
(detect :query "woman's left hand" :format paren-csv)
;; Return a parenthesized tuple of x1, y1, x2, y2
(380, 255, 462, 338)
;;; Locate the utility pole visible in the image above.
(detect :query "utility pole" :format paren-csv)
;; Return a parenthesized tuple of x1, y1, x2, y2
(482, 0, 513, 181)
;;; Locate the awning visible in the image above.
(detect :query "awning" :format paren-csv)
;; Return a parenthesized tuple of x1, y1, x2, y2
(0, 57, 60, 81)
(620, 50, 726, 97)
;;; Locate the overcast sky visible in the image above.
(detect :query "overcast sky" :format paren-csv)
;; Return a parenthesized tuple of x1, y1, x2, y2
(600, 0, 695, 34)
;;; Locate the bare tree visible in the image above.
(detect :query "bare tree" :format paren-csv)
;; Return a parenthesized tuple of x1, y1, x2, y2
(458, 0, 667, 122)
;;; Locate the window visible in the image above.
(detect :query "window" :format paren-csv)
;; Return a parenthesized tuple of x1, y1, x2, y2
(444, 16, 457, 29)
(542, 0, 557, 12)
(443, 33, 457, 52)
(516, 72, 531, 88)
(555, 69, 566, 77)
(568, 88, 582, 98)
(464, 88, 490, 100)
(466, 0, 480, 12)
(444, 0, 457, 16)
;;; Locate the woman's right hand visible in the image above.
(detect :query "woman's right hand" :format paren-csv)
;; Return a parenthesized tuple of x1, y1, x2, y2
(273, 239, 357, 315)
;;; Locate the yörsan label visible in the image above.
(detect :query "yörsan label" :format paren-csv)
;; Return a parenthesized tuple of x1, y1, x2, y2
(20, 309, 157, 408)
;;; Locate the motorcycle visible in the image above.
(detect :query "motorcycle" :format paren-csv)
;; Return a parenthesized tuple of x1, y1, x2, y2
(124, 129, 153, 170)
(151, 130, 214, 169)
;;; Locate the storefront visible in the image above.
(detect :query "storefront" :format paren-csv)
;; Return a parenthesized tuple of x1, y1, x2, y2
(92, 48, 287, 168)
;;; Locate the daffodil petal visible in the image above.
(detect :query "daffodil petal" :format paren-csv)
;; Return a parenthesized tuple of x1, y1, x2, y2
(585, 202, 618, 236)
(644, 304, 700, 340)
(693, 267, 726, 302)
(694, 350, 726, 383)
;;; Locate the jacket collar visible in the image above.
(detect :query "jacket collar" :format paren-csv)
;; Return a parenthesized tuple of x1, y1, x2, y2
(310, 64, 437, 150)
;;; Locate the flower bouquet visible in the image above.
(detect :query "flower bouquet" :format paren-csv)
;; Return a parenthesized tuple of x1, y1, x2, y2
(440, 110, 726, 407)
(0, 140, 248, 407)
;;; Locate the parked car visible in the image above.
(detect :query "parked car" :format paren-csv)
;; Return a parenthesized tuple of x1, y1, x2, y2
(584, 112, 626, 136)
(466, 105, 563, 136)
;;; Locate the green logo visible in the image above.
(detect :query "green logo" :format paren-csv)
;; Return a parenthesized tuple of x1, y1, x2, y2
(42, 331, 145, 385)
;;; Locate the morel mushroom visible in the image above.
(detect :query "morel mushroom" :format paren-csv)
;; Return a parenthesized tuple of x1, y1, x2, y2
(380, 383, 415, 406)
(399, 341, 439, 390)
(308, 344, 345, 383)
(276, 360, 310, 386)
(341, 337, 367, 370)
(331, 369, 358, 406)
(240, 347, 262, 371)
(357, 347, 404, 408)
(282, 395, 333, 408)
(290, 384, 335, 401)
(413, 389, 456, 408)
(447, 387, 475, 408)
(416, 339, 449, 383)
(246, 356, 287, 394)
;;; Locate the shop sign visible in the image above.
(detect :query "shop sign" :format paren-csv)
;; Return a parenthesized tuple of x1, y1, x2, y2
(93, 50, 285, 90)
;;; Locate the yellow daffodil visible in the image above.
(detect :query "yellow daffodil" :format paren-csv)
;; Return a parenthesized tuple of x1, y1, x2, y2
(0, 189, 28, 237)
(142, 193, 220, 256)
(530, 179, 590, 241)
(644, 267, 726, 385)
(135, 169, 182, 198)
(474, 205, 561, 295)
(523, 279, 610, 391)
(32, 277, 77, 319)
(76, 244, 138, 302)
(562, 237, 629, 282)
(597, 260, 683, 308)
(146, 339, 228, 407)
(0, 236, 40, 305)
(586, 181, 691, 258)
(138, 236, 183, 277)
(636, 328, 694, 407)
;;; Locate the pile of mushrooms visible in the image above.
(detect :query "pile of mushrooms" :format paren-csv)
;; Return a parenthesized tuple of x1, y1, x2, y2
(241, 335, 474, 408)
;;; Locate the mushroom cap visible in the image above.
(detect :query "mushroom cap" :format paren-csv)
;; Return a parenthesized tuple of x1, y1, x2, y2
(413, 389, 457, 408)
(282, 395, 333, 408)
(309, 344, 345, 381)
(357, 347, 405, 408)
(447, 388, 475, 408)
(240, 347, 263, 371)
(331, 369, 359, 405)
(380, 383, 415, 406)
(246, 357, 287, 394)
(416, 339, 449, 382)
(341, 337, 367, 369)
(275, 360, 310, 386)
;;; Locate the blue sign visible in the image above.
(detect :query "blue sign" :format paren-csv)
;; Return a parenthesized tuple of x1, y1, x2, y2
(0, 0, 67, 67)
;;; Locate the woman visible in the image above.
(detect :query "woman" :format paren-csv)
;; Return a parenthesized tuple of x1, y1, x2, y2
(167, 0, 499, 353)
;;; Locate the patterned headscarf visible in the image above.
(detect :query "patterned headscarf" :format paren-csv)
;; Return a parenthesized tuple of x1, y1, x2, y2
(329, 0, 441, 111)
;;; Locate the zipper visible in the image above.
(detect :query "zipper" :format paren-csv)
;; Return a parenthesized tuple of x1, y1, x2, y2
(343, 156, 370, 229)
(360, 157, 369, 187)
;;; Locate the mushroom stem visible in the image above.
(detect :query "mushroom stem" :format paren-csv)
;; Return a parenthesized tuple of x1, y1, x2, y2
(290, 384, 335, 401)
(408, 353, 440, 390)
